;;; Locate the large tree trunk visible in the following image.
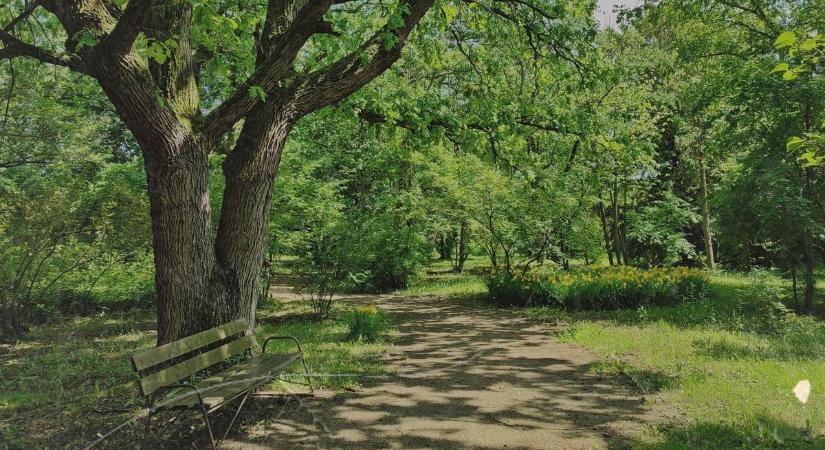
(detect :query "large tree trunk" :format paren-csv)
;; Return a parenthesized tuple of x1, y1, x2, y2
(143, 142, 239, 344)
(216, 103, 293, 330)
(21, 0, 435, 345)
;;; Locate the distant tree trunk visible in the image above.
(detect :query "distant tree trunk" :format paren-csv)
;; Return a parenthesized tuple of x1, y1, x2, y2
(803, 241, 815, 313)
(438, 232, 453, 261)
(598, 199, 614, 266)
(699, 155, 715, 269)
(620, 183, 630, 264)
(791, 262, 799, 312)
(452, 219, 468, 273)
(801, 163, 818, 314)
(610, 184, 624, 265)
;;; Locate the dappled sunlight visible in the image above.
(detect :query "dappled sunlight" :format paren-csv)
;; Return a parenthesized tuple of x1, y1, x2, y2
(215, 295, 668, 449)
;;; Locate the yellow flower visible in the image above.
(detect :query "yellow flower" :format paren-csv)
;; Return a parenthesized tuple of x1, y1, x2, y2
(356, 305, 379, 315)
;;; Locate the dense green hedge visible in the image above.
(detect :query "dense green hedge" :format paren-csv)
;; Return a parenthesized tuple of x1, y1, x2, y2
(484, 266, 710, 310)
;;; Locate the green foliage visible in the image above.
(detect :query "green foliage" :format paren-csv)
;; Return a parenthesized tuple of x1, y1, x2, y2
(772, 30, 825, 167)
(0, 62, 153, 337)
(344, 305, 390, 343)
(626, 192, 700, 266)
(485, 266, 710, 310)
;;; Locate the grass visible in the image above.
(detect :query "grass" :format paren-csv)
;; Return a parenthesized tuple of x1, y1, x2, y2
(398, 255, 488, 299)
(521, 270, 825, 449)
(0, 295, 392, 449)
(405, 260, 825, 448)
(3, 257, 824, 449)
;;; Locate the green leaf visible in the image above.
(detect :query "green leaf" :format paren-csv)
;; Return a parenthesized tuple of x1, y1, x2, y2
(145, 41, 168, 64)
(73, 31, 99, 50)
(782, 69, 798, 80)
(247, 86, 267, 102)
(441, 4, 458, 24)
(770, 63, 789, 74)
(799, 39, 816, 51)
(799, 151, 824, 167)
(786, 136, 804, 151)
(774, 31, 796, 49)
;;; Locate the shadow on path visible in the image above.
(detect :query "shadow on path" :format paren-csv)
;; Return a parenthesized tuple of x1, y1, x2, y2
(224, 293, 670, 449)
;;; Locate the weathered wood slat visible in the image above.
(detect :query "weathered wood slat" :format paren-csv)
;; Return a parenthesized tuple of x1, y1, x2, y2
(139, 335, 256, 396)
(132, 319, 249, 371)
(155, 352, 302, 411)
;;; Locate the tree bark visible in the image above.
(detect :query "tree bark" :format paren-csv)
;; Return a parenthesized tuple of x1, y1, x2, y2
(216, 102, 293, 330)
(453, 219, 468, 273)
(143, 141, 238, 344)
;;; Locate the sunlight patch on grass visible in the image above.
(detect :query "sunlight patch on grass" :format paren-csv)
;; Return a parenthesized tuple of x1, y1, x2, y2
(552, 315, 825, 448)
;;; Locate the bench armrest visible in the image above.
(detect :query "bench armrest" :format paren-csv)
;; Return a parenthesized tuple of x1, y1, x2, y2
(262, 335, 304, 355)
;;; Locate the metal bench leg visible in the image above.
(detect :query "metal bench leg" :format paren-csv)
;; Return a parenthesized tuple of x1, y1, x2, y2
(197, 399, 217, 450)
(215, 390, 252, 448)
(300, 355, 314, 393)
(143, 408, 154, 448)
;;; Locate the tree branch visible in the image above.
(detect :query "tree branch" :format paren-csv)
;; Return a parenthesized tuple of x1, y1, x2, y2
(3, 1, 42, 32)
(291, 0, 435, 116)
(200, 0, 337, 143)
(98, 0, 154, 54)
(0, 158, 54, 169)
(0, 29, 84, 71)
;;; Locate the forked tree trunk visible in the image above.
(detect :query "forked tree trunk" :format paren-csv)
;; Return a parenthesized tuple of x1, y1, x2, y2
(21, 0, 434, 344)
(216, 103, 294, 330)
(143, 142, 238, 344)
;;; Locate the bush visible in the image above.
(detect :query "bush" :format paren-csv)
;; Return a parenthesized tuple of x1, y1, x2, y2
(344, 305, 389, 342)
(485, 266, 710, 311)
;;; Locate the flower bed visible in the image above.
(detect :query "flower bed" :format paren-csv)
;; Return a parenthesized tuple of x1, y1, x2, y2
(484, 266, 710, 310)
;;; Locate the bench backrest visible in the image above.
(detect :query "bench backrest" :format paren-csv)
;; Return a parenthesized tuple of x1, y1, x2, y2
(131, 319, 255, 397)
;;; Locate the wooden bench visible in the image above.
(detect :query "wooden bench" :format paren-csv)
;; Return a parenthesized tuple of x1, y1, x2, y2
(130, 319, 312, 449)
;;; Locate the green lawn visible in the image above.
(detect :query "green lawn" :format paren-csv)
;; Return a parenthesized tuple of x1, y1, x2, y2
(0, 297, 391, 449)
(522, 271, 825, 449)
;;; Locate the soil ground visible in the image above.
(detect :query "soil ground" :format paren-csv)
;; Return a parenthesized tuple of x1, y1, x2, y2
(221, 287, 671, 449)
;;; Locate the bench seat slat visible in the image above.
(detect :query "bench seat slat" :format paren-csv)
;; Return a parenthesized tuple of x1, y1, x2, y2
(139, 335, 256, 396)
(132, 319, 249, 371)
(153, 352, 302, 411)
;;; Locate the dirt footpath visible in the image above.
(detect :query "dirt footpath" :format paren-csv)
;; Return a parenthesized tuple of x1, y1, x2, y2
(224, 293, 668, 449)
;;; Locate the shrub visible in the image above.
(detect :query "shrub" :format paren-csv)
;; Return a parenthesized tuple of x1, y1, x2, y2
(344, 305, 389, 342)
(483, 271, 533, 307)
(485, 266, 710, 311)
